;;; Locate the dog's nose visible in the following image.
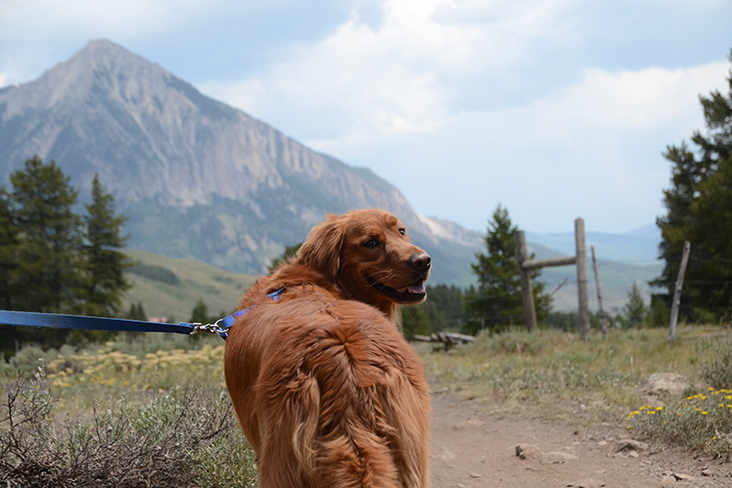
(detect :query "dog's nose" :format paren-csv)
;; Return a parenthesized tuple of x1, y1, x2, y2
(408, 252, 432, 272)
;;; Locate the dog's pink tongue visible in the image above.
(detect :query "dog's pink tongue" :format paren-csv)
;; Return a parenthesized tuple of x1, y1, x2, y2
(396, 283, 426, 294)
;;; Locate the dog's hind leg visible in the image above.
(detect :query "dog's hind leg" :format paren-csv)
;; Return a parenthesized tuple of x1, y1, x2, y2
(256, 370, 321, 488)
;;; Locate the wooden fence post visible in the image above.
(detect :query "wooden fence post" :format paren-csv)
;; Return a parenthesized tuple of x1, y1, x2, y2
(669, 240, 691, 344)
(591, 245, 607, 339)
(515, 230, 538, 332)
(575, 218, 590, 341)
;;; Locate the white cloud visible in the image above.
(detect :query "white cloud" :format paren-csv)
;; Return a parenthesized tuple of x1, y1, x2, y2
(200, 0, 580, 141)
(302, 61, 729, 233)
(197, 0, 729, 233)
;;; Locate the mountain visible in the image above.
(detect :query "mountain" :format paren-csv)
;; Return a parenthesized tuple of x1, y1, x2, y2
(0, 39, 480, 285)
(525, 227, 661, 264)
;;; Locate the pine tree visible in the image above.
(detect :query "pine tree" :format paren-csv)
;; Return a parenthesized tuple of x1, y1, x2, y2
(621, 283, 648, 328)
(655, 49, 732, 320)
(189, 298, 214, 324)
(420, 284, 465, 332)
(400, 306, 431, 340)
(0, 187, 18, 310)
(9, 156, 84, 313)
(268, 244, 302, 273)
(465, 204, 551, 333)
(82, 174, 132, 316)
(126, 302, 147, 321)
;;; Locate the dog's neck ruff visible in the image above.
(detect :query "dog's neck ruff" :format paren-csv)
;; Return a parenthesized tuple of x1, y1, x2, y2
(217, 287, 285, 340)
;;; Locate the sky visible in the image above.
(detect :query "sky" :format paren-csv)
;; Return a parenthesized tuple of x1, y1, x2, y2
(1, 0, 731, 234)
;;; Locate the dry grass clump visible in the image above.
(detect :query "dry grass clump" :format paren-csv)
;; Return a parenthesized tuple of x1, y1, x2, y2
(0, 334, 256, 488)
(418, 325, 726, 419)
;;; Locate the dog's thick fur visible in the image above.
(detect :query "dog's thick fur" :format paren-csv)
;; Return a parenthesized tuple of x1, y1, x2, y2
(224, 209, 431, 488)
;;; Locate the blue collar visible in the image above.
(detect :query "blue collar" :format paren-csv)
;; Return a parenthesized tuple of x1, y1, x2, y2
(216, 287, 285, 340)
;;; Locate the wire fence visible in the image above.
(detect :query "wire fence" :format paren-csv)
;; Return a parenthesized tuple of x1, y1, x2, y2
(427, 247, 732, 330)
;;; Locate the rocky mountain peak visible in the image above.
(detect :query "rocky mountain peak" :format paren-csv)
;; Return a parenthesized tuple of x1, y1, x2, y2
(0, 40, 479, 282)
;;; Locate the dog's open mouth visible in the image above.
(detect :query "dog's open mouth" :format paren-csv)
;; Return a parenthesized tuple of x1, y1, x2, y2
(366, 277, 427, 303)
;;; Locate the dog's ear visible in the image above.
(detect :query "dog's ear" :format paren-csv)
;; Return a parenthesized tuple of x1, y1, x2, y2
(296, 214, 346, 280)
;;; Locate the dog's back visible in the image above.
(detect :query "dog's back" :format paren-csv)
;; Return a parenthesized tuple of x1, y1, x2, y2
(224, 286, 431, 487)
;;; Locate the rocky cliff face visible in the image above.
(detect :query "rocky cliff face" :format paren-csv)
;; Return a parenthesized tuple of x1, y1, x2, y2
(0, 40, 480, 283)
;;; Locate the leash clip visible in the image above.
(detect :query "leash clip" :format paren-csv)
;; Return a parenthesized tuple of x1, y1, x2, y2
(189, 322, 222, 335)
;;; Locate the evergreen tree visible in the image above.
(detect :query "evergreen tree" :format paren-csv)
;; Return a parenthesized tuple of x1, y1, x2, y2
(126, 302, 147, 321)
(655, 49, 732, 320)
(400, 306, 431, 340)
(9, 156, 84, 313)
(0, 187, 18, 310)
(419, 284, 465, 331)
(620, 283, 648, 328)
(189, 297, 214, 324)
(465, 204, 551, 333)
(268, 243, 302, 273)
(82, 174, 132, 316)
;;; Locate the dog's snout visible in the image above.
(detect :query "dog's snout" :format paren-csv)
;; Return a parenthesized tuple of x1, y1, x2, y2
(407, 252, 431, 272)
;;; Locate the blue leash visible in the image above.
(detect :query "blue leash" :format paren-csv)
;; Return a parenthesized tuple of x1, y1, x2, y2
(0, 288, 285, 341)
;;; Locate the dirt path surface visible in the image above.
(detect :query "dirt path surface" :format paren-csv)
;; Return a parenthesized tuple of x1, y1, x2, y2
(429, 395, 732, 488)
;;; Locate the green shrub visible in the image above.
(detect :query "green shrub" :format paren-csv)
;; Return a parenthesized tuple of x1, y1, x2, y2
(628, 388, 732, 459)
(700, 336, 732, 389)
(6, 345, 75, 375)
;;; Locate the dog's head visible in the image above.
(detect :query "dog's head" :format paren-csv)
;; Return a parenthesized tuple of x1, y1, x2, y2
(296, 209, 431, 317)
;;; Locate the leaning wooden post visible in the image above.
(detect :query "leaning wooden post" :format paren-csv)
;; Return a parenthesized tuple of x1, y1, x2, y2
(575, 218, 590, 341)
(515, 230, 538, 332)
(669, 240, 691, 344)
(591, 245, 607, 339)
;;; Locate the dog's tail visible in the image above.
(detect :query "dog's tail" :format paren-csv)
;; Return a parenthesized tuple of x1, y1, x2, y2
(303, 326, 429, 487)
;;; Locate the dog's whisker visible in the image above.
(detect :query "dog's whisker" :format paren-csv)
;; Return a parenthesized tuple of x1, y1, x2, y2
(365, 272, 397, 287)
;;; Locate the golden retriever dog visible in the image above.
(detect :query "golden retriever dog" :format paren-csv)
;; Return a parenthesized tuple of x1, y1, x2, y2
(224, 209, 432, 488)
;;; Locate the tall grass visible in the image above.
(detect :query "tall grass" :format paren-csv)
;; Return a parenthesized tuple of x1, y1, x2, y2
(420, 326, 707, 414)
(0, 333, 256, 487)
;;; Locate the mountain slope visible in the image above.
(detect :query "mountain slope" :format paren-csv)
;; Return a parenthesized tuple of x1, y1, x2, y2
(122, 250, 256, 321)
(0, 40, 477, 283)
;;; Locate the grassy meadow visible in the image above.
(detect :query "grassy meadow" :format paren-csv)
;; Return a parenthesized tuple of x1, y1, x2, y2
(419, 323, 732, 459)
(2, 323, 732, 486)
(122, 250, 257, 321)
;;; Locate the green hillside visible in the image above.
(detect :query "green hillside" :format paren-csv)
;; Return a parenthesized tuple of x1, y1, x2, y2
(539, 262, 663, 314)
(121, 248, 662, 323)
(122, 250, 257, 322)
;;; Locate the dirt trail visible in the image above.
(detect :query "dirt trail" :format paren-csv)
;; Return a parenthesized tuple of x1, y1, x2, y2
(429, 395, 732, 488)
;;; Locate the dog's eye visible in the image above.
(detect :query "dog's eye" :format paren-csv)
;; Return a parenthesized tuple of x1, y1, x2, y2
(398, 228, 406, 236)
(364, 239, 379, 249)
